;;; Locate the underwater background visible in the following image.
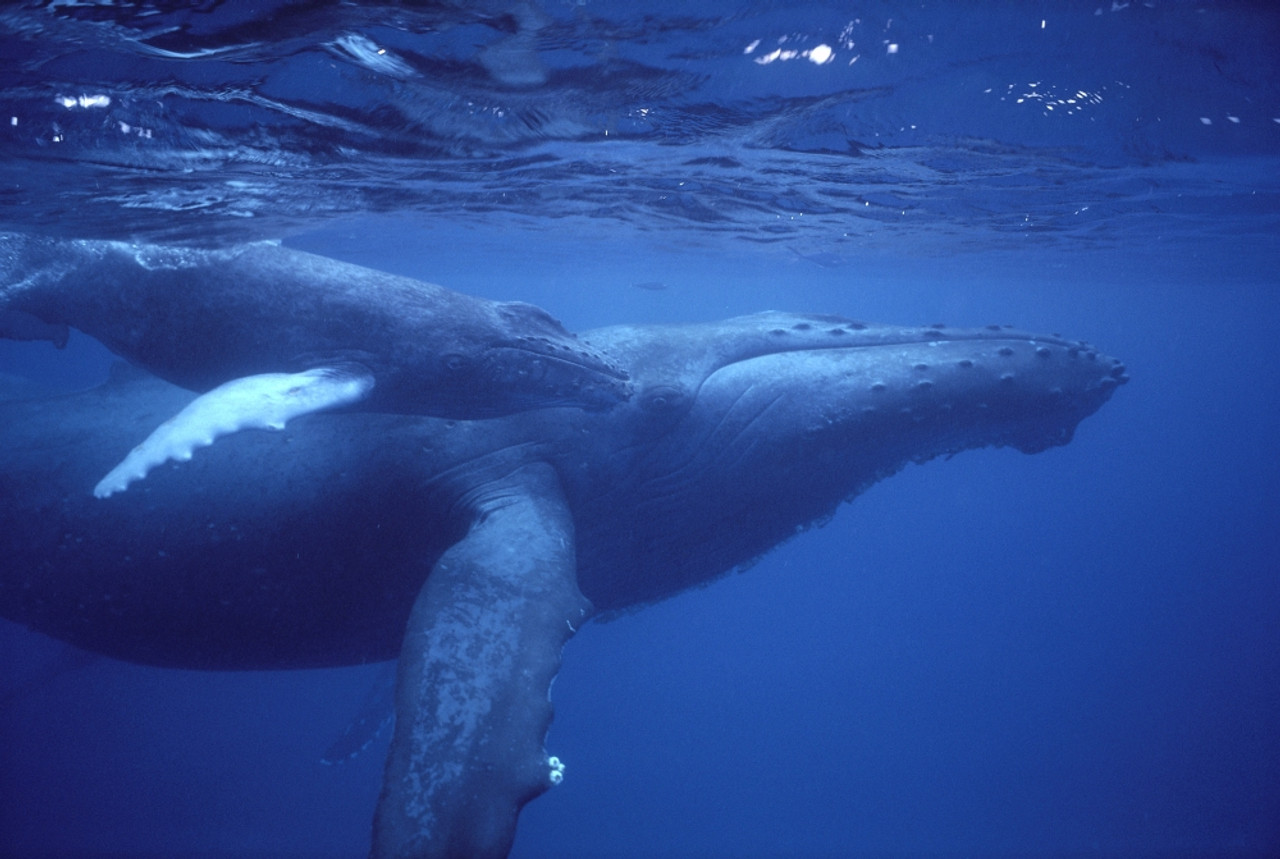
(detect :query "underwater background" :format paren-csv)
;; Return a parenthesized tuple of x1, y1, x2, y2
(1, 2, 1277, 857)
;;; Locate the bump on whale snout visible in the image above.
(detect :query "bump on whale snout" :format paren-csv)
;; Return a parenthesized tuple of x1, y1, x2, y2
(492, 301, 632, 407)
(967, 335, 1129, 453)
(484, 335, 632, 411)
(825, 326, 1129, 457)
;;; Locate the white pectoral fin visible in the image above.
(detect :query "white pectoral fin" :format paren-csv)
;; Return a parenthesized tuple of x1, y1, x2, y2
(93, 367, 374, 499)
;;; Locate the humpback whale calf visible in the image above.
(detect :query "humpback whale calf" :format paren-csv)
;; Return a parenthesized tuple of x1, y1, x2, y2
(0, 233, 629, 495)
(0, 312, 1127, 858)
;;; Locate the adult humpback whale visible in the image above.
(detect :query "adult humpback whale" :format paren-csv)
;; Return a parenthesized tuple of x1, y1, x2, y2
(0, 233, 629, 495)
(0, 312, 1127, 858)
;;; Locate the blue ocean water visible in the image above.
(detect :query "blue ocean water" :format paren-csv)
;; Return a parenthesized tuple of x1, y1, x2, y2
(1, 2, 1277, 857)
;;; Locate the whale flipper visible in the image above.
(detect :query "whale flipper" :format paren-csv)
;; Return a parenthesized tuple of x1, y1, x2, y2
(94, 367, 374, 498)
(373, 462, 591, 859)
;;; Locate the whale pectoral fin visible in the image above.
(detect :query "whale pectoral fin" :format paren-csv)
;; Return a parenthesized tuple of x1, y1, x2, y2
(93, 367, 373, 498)
(374, 462, 591, 859)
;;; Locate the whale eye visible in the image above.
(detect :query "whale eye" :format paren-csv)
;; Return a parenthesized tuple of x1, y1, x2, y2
(441, 353, 470, 373)
(640, 385, 687, 412)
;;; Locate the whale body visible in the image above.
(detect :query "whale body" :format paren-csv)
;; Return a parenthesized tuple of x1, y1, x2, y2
(1, 234, 631, 494)
(0, 312, 1127, 858)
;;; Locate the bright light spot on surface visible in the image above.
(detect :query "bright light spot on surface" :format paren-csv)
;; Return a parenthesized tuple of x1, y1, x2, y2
(9, 117, 15, 126)
(330, 33, 414, 78)
(56, 94, 111, 109)
(754, 42, 835, 66)
(1200, 117, 1212, 125)
(838, 19, 858, 49)
(754, 48, 796, 64)
(117, 121, 152, 139)
(886, 43, 899, 54)
(1005, 81, 1105, 116)
(1227, 115, 1240, 124)
(1041, 19, 1046, 29)
(808, 43, 833, 64)
(744, 39, 760, 54)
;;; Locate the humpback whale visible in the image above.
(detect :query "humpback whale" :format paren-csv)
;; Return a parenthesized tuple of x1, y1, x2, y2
(0, 234, 630, 495)
(0, 308, 69, 348)
(0, 312, 1127, 858)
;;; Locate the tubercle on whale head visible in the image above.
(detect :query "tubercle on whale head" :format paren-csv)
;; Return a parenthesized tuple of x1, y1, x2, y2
(573, 318, 1128, 615)
(639, 318, 1128, 467)
(478, 335, 632, 412)
(475, 300, 633, 411)
(734, 314, 1116, 363)
(781, 326, 1127, 456)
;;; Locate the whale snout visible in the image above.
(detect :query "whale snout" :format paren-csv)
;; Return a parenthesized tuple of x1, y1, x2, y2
(485, 301, 633, 411)
(833, 329, 1129, 455)
(955, 335, 1128, 452)
(696, 321, 1128, 466)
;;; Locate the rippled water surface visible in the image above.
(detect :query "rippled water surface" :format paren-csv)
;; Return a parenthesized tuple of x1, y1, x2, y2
(2, 1, 1276, 253)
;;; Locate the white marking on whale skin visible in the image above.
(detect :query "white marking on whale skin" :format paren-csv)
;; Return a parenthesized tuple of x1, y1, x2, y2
(547, 755, 565, 786)
(93, 368, 373, 498)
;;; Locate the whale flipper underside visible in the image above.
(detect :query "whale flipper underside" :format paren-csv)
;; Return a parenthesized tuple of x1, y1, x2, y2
(93, 367, 375, 498)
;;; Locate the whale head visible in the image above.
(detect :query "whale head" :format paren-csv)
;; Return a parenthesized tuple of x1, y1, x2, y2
(364, 300, 632, 417)
(576, 312, 1128, 610)
(396, 300, 632, 417)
